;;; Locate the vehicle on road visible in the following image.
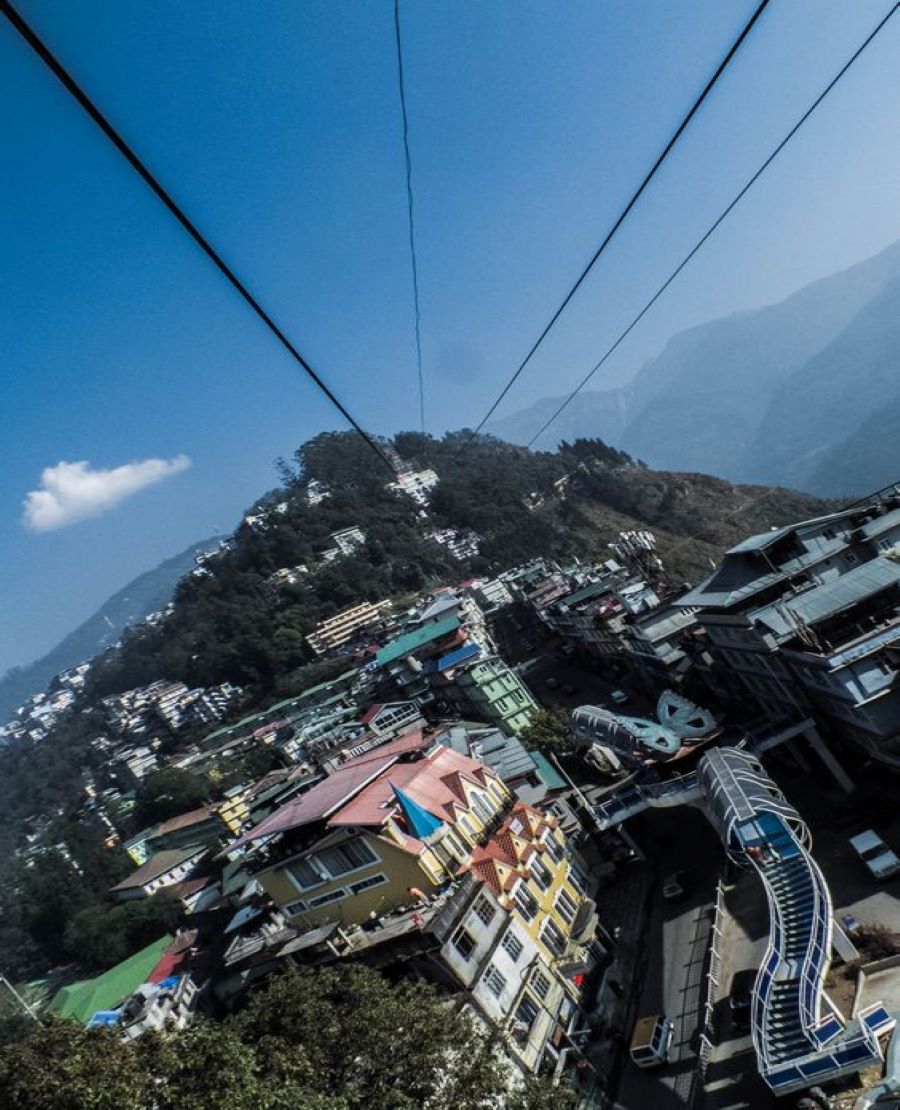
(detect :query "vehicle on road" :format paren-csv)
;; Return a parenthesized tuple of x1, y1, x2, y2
(610, 689, 630, 705)
(629, 1014, 674, 1069)
(662, 870, 690, 902)
(840, 912, 862, 936)
(849, 829, 900, 881)
(728, 969, 755, 1031)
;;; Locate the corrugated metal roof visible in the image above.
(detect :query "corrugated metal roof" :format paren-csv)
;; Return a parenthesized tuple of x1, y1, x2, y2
(752, 557, 900, 635)
(375, 616, 460, 665)
(111, 846, 206, 891)
(48, 935, 174, 1023)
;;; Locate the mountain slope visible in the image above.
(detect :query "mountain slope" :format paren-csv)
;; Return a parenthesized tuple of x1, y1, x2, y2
(487, 238, 900, 493)
(85, 431, 832, 707)
(0, 536, 219, 718)
(742, 273, 900, 494)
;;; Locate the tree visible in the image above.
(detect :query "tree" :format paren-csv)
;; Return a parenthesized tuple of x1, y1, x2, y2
(0, 969, 573, 1109)
(64, 892, 183, 972)
(520, 708, 572, 756)
(132, 768, 210, 827)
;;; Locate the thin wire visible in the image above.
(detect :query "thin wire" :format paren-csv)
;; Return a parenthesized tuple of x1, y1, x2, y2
(393, 0, 426, 435)
(526, 3, 900, 450)
(0, 0, 396, 474)
(465, 0, 772, 443)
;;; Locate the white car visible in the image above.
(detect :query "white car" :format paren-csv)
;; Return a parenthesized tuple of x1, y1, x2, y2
(610, 689, 630, 705)
(849, 829, 900, 882)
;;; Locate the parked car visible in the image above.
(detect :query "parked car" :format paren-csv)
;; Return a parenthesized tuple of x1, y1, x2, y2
(629, 1014, 674, 1069)
(840, 912, 862, 936)
(849, 829, 900, 881)
(662, 870, 690, 902)
(728, 969, 755, 1031)
(610, 689, 630, 705)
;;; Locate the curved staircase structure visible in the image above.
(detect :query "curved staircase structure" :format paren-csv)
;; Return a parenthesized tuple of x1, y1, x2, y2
(591, 744, 895, 1095)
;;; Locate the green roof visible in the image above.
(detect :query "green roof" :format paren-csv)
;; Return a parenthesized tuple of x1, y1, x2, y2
(48, 935, 173, 1023)
(529, 750, 567, 790)
(376, 617, 460, 666)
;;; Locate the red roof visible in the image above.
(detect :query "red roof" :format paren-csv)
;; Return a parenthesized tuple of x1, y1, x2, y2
(233, 756, 398, 845)
(337, 729, 429, 768)
(328, 747, 489, 829)
(153, 806, 214, 837)
(360, 704, 384, 726)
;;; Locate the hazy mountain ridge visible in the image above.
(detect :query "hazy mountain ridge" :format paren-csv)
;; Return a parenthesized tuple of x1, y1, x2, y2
(0, 536, 220, 718)
(488, 238, 900, 496)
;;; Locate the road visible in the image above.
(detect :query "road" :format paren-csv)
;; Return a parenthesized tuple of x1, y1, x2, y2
(491, 605, 654, 718)
(612, 806, 721, 1110)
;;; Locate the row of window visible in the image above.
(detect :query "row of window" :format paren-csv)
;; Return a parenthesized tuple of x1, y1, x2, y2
(287, 837, 380, 892)
(285, 872, 387, 915)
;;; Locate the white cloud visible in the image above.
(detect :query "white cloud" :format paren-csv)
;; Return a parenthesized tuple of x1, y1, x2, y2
(23, 455, 191, 532)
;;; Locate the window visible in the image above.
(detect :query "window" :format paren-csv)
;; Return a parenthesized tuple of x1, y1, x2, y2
(541, 918, 566, 957)
(514, 884, 539, 922)
(473, 894, 496, 925)
(288, 857, 325, 890)
(514, 993, 540, 1030)
(488, 782, 505, 804)
(501, 930, 524, 962)
(482, 963, 507, 998)
(543, 833, 565, 864)
(471, 792, 495, 825)
(317, 838, 377, 877)
(349, 873, 386, 895)
(452, 926, 477, 960)
(308, 888, 347, 908)
(555, 889, 578, 926)
(531, 857, 553, 891)
(531, 969, 551, 1000)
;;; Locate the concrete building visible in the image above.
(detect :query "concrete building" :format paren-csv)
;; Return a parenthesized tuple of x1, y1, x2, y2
(677, 490, 900, 767)
(306, 599, 393, 657)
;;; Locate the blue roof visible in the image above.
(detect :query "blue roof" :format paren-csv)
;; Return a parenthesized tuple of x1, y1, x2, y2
(391, 783, 444, 839)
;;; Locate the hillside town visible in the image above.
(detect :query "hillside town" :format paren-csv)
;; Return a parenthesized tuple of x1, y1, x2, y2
(4, 476, 900, 1108)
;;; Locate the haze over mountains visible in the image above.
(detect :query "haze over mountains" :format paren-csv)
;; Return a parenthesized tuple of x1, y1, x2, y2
(0, 536, 218, 718)
(489, 238, 900, 498)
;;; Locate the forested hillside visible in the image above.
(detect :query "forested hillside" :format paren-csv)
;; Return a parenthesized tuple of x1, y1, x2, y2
(0, 536, 220, 719)
(0, 430, 831, 979)
(86, 430, 830, 704)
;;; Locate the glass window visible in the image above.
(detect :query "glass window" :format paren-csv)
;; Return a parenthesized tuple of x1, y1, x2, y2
(543, 832, 565, 864)
(514, 884, 539, 922)
(452, 927, 477, 960)
(501, 930, 524, 962)
(531, 969, 551, 1000)
(288, 857, 325, 890)
(541, 918, 566, 957)
(482, 963, 507, 998)
(317, 838, 377, 877)
(308, 888, 347, 908)
(473, 894, 496, 925)
(514, 993, 540, 1030)
(555, 889, 578, 925)
(531, 857, 553, 891)
(349, 873, 386, 895)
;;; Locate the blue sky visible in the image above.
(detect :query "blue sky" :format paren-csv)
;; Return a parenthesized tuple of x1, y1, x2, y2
(2, 0, 899, 675)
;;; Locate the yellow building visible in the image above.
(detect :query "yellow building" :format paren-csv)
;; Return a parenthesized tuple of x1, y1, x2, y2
(466, 802, 595, 972)
(305, 599, 393, 657)
(235, 732, 512, 928)
(213, 785, 251, 836)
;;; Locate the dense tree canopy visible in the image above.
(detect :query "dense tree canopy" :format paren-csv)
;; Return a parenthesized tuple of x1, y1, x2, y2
(0, 967, 575, 1110)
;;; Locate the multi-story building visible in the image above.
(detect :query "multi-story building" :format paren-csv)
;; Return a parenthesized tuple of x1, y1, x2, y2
(321, 526, 367, 562)
(306, 599, 393, 657)
(386, 467, 440, 506)
(677, 489, 900, 767)
(375, 619, 536, 734)
(443, 657, 538, 735)
(257, 799, 600, 1080)
(234, 733, 515, 928)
